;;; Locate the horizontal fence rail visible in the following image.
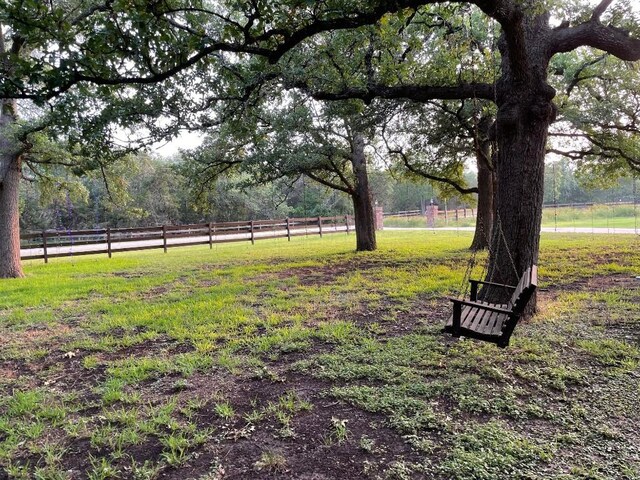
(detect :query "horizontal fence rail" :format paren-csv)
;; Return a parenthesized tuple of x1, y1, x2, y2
(21, 215, 355, 263)
(384, 208, 476, 219)
(383, 200, 638, 234)
(541, 201, 637, 209)
(385, 201, 637, 219)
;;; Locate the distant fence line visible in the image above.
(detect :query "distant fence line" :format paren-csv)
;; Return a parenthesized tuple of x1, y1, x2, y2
(20, 215, 355, 263)
(384, 208, 476, 220)
(384, 201, 638, 219)
(541, 201, 636, 208)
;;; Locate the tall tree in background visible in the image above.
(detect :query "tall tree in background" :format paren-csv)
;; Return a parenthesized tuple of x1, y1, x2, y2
(275, 10, 499, 250)
(183, 96, 384, 251)
(384, 100, 496, 249)
(2, 0, 425, 278)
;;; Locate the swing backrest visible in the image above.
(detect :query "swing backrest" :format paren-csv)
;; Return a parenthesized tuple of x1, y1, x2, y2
(508, 265, 538, 313)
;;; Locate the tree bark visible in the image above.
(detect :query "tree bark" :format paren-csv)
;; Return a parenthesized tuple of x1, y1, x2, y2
(483, 15, 557, 314)
(0, 100, 25, 278)
(470, 116, 495, 251)
(350, 132, 376, 251)
(490, 100, 548, 288)
(470, 159, 495, 251)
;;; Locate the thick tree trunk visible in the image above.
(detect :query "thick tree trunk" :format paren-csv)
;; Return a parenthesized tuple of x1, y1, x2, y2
(0, 100, 24, 278)
(484, 17, 556, 313)
(470, 117, 496, 251)
(350, 132, 376, 251)
(489, 101, 549, 290)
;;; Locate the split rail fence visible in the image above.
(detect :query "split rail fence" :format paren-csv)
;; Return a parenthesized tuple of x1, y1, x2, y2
(384, 208, 476, 222)
(20, 215, 354, 263)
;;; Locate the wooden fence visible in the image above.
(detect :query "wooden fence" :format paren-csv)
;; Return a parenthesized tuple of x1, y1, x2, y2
(20, 215, 354, 263)
(386, 201, 636, 218)
(384, 208, 476, 220)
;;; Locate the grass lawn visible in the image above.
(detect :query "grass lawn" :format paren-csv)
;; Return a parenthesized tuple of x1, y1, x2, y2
(1, 231, 640, 479)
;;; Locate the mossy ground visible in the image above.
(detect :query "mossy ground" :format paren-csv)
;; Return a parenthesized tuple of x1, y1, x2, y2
(1, 231, 639, 479)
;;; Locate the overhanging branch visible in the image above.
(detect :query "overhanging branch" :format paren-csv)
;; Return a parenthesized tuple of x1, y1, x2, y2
(591, 0, 615, 21)
(551, 14, 640, 61)
(289, 81, 496, 104)
(305, 170, 353, 194)
(389, 148, 479, 195)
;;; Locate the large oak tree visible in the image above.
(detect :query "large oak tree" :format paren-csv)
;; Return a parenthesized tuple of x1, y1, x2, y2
(275, 0, 640, 302)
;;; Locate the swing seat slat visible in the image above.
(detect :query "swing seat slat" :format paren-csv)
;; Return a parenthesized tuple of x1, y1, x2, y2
(444, 265, 537, 348)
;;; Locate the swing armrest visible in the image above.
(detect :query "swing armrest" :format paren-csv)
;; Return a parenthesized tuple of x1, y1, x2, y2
(468, 280, 516, 301)
(447, 297, 514, 315)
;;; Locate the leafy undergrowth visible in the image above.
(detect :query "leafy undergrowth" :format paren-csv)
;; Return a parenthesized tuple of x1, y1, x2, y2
(0, 231, 639, 479)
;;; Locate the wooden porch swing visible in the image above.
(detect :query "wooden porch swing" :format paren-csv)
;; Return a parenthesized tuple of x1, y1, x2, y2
(443, 216, 537, 348)
(444, 265, 537, 348)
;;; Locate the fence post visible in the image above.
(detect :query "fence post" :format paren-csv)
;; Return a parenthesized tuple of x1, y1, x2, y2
(208, 222, 213, 249)
(250, 221, 255, 245)
(162, 225, 168, 253)
(42, 230, 48, 264)
(345, 215, 350, 234)
(107, 228, 112, 258)
(374, 206, 384, 231)
(286, 217, 291, 241)
(455, 209, 459, 222)
(317, 216, 323, 237)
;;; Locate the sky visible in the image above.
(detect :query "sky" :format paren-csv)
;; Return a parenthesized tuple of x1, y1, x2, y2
(153, 130, 204, 157)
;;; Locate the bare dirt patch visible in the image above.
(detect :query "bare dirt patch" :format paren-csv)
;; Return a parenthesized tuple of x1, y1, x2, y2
(163, 373, 425, 480)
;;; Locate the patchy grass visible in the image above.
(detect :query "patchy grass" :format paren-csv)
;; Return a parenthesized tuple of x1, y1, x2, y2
(1, 230, 639, 479)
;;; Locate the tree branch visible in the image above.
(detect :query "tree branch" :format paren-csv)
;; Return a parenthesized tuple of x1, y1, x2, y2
(305, 170, 353, 194)
(564, 54, 608, 97)
(389, 148, 479, 195)
(290, 81, 496, 104)
(551, 16, 640, 61)
(591, 0, 615, 21)
(1, 0, 503, 102)
(70, 1, 114, 25)
(547, 147, 596, 159)
(471, 0, 531, 81)
(0, 24, 5, 56)
(328, 157, 355, 192)
(266, 0, 433, 64)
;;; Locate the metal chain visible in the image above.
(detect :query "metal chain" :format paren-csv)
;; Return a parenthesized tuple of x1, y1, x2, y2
(485, 217, 502, 298)
(457, 252, 477, 299)
(634, 176, 638, 236)
(476, 218, 489, 282)
(496, 214, 519, 279)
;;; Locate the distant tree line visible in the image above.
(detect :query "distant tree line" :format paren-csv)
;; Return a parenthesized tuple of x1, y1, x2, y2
(544, 160, 638, 205)
(18, 155, 634, 233)
(15, 153, 437, 232)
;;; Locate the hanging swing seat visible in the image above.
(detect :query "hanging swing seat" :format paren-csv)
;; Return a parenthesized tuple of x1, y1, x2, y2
(444, 265, 537, 348)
